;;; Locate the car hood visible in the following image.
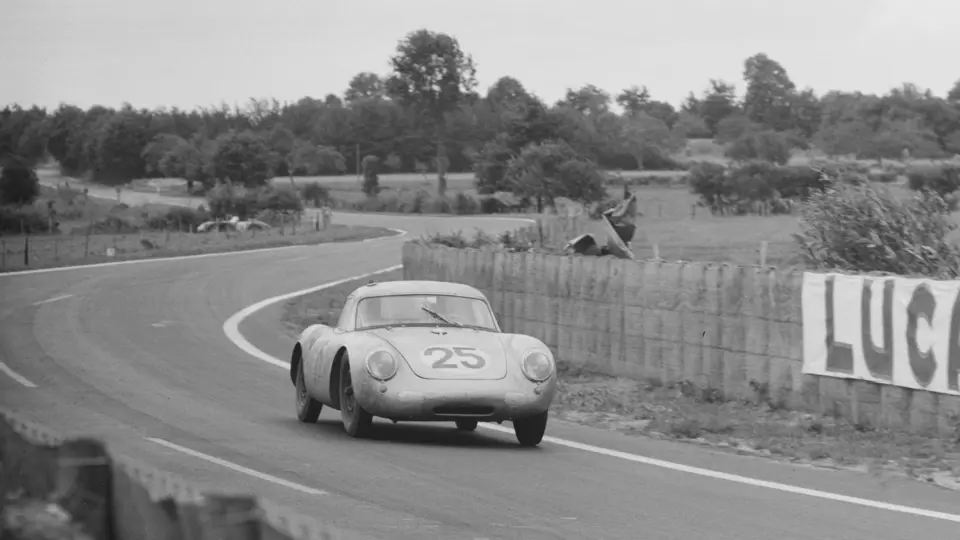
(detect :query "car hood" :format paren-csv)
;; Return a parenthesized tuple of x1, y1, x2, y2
(368, 327, 508, 380)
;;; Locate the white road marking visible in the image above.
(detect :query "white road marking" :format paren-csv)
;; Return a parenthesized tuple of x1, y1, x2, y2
(146, 437, 327, 496)
(474, 425, 960, 523)
(0, 362, 37, 388)
(32, 294, 74, 306)
(222, 265, 405, 369)
(222, 254, 960, 524)
(0, 227, 407, 278)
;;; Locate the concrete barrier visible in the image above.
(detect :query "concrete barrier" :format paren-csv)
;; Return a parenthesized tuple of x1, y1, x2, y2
(402, 241, 960, 437)
(0, 409, 353, 540)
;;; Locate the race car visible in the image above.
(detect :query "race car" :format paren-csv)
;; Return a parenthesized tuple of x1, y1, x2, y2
(289, 280, 558, 446)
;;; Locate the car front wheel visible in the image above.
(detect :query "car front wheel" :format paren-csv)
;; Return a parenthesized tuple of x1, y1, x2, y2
(513, 411, 548, 447)
(339, 354, 373, 437)
(295, 359, 322, 423)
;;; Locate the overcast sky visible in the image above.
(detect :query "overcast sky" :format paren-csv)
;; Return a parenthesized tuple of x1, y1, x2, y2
(3, 0, 957, 111)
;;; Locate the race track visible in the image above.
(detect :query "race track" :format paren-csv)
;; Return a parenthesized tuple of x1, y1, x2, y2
(2, 209, 959, 540)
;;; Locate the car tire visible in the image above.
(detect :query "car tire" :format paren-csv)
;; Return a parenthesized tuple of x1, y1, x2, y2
(455, 419, 478, 432)
(513, 411, 548, 447)
(295, 359, 322, 423)
(339, 354, 373, 438)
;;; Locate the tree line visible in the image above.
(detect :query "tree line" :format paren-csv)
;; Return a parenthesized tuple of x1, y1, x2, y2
(2, 28, 960, 208)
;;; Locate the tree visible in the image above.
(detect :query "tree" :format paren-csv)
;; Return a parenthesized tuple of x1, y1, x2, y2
(742, 53, 797, 131)
(621, 112, 683, 168)
(0, 158, 40, 206)
(814, 120, 874, 157)
(93, 110, 152, 185)
(698, 80, 739, 136)
(361, 155, 380, 196)
(503, 141, 605, 211)
(947, 79, 960, 103)
(715, 114, 759, 144)
(290, 141, 346, 175)
(672, 112, 711, 139)
(345, 72, 386, 103)
(141, 133, 186, 176)
(209, 130, 274, 187)
(386, 29, 477, 196)
(473, 134, 515, 194)
(725, 130, 791, 165)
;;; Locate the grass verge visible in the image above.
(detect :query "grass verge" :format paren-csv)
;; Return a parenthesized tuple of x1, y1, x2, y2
(0, 225, 394, 273)
(281, 269, 960, 491)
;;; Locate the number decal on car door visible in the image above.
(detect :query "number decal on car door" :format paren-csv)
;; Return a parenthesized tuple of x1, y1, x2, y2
(423, 346, 487, 369)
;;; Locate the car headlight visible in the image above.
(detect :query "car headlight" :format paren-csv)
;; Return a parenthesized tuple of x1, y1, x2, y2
(365, 349, 398, 381)
(520, 351, 553, 382)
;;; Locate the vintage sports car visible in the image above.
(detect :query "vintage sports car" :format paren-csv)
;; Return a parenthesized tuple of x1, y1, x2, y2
(289, 280, 558, 446)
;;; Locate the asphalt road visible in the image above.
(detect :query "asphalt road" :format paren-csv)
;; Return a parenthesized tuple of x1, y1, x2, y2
(2, 190, 959, 539)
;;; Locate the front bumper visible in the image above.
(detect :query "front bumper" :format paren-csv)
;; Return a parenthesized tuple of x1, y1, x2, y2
(355, 375, 557, 422)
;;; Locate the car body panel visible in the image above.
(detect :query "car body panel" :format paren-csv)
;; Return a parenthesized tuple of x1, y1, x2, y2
(365, 327, 508, 380)
(291, 280, 557, 422)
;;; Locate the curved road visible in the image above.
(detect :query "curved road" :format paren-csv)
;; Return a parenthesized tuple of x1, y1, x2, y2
(2, 206, 959, 539)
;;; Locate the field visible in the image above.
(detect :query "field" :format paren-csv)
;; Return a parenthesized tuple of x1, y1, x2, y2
(0, 224, 392, 273)
(280, 270, 960, 490)
(62, 138, 960, 270)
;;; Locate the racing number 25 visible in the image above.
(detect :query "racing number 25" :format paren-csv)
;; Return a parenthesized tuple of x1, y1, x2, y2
(424, 346, 486, 369)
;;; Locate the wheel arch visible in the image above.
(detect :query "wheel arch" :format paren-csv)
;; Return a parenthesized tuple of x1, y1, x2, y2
(290, 343, 303, 386)
(328, 346, 348, 410)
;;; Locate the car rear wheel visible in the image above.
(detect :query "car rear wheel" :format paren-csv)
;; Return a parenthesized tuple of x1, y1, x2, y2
(295, 359, 322, 423)
(513, 411, 548, 447)
(455, 419, 478, 432)
(339, 354, 373, 437)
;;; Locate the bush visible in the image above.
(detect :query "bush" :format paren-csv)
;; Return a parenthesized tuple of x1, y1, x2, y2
(299, 182, 330, 207)
(906, 165, 960, 197)
(361, 155, 380, 196)
(689, 161, 832, 215)
(0, 205, 50, 234)
(206, 182, 303, 219)
(0, 162, 40, 206)
(794, 182, 960, 278)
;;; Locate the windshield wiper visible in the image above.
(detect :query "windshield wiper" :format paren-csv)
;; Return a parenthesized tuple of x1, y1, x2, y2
(421, 305, 462, 327)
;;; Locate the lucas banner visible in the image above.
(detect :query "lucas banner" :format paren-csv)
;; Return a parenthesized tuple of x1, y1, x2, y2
(802, 272, 960, 396)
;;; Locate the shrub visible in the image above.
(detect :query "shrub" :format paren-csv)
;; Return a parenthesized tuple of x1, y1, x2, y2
(0, 161, 40, 206)
(725, 130, 791, 165)
(300, 182, 330, 207)
(361, 155, 380, 196)
(0, 205, 50, 233)
(147, 206, 210, 230)
(794, 182, 960, 278)
(906, 165, 960, 197)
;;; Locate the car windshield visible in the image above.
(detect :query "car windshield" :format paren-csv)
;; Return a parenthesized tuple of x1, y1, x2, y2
(355, 294, 497, 331)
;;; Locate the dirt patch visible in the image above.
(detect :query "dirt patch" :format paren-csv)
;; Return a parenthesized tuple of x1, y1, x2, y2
(281, 270, 960, 491)
(556, 367, 960, 491)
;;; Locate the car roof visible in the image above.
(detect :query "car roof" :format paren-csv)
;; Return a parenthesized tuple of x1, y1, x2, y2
(352, 280, 487, 300)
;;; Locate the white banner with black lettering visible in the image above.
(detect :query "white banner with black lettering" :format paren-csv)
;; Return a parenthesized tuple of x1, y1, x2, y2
(802, 272, 960, 396)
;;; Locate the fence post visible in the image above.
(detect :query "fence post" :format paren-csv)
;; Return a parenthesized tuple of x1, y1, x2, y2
(23, 235, 29, 267)
(760, 241, 768, 266)
(54, 237, 59, 261)
(280, 214, 285, 236)
(292, 213, 296, 235)
(653, 244, 660, 261)
(1, 239, 5, 270)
